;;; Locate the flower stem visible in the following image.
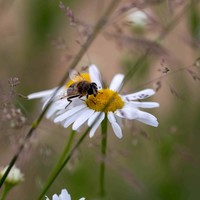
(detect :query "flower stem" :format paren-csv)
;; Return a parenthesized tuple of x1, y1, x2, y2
(55, 130, 76, 168)
(36, 127, 89, 200)
(37, 130, 76, 199)
(0, 185, 12, 200)
(100, 116, 108, 197)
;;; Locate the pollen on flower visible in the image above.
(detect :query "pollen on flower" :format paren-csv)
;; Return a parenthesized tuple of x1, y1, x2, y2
(65, 73, 90, 88)
(86, 89, 124, 112)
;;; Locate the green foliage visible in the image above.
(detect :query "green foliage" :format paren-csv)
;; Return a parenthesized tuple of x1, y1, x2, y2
(188, 0, 200, 40)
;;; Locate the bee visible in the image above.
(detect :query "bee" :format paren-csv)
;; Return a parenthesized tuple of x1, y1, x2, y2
(60, 70, 98, 108)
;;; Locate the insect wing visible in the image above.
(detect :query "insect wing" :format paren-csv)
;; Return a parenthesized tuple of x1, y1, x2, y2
(69, 70, 85, 82)
(53, 90, 68, 101)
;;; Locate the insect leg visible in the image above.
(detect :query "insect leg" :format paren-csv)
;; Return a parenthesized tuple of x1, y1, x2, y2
(85, 95, 96, 105)
(66, 94, 80, 108)
(79, 95, 84, 101)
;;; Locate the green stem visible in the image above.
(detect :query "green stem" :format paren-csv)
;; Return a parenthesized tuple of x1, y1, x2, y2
(41, 130, 76, 194)
(55, 130, 76, 168)
(37, 111, 105, 199)
(0, 188, 7, 200)
(100, 116, 108, 197)
(0, 185, 12, 200)
(37, 127, 89, 200)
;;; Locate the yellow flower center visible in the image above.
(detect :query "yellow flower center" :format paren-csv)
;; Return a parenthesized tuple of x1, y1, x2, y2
(65, 73, 90, 88)
(86, 89, 124, 113)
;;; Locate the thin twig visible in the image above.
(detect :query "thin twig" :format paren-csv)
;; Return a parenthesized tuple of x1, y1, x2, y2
(133, 57, 200, 91)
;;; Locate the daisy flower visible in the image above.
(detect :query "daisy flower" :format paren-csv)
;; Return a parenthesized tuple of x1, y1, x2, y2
(0, 165, 24, 186)
(53, 64, 159, 138)
(27, 73, 92, 119)
(127, 9, 148, 28)
(45, 188, 85, 200)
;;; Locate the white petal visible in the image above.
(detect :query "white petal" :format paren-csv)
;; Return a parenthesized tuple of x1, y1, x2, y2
(45, 196, 50, 200)
(27, 88, 57, 99)
(115, 114, 123, 128)
(137, 111, 159, 127)
(53, 97, 84, 111)
(41, 86, 67, 109)
(126, 102, 160, 108)
(122, 89, 155, 101)
(109, 74, 124, 92)
(42, 97, 52, 110)
(63, 109, 86, 128)
(115, 106, 139, 120)
(59, 189, 71, 200)
(52, 194, 59, 200)
(107, 111, 116, 123)
(116, 106, 159, 127)
(88, 112, 100, 126)
(89, 64, 102, 89)
(54, 104, 86, 123)
(55, 99, 70, 110)
(46, 100, 67, 119)
(72, 109, 94, 130)
(89, 112, 105, 137)
(111, 122, 123, 138)
(42, 96, 59, 110)
(107, 112, 123, 138)
(79, 198, 85, 200)
(46, 103, 58, 119)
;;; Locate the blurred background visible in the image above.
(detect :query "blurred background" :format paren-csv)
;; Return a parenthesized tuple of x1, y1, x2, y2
(0, 0, 200, 199)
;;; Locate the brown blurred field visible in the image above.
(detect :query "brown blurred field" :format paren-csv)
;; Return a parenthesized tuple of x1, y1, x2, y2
(1, 0, 200, 200)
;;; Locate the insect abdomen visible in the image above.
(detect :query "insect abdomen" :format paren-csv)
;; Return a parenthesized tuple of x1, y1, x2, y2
(67, 83, 78, 96)
(77, 81, 89, 95)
